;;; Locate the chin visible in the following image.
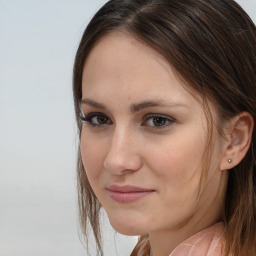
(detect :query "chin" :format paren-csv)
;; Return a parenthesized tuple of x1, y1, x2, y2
(107, 211, 148, 236)
(110, 220, 145, 236)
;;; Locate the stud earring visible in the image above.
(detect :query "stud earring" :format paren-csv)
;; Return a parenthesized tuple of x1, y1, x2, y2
(228, 159, 232, 163)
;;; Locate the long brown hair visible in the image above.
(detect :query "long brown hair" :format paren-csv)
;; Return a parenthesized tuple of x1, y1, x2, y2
(73, 0, 256, 255)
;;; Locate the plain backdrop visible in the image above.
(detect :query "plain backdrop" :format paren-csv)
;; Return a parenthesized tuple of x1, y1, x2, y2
(0, 1, 255, 255)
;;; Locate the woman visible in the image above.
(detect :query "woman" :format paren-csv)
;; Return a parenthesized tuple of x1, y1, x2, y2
(73, 0, 256, 255)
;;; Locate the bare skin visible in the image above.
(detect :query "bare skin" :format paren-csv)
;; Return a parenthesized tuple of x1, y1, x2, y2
(80, 32, 231, 256)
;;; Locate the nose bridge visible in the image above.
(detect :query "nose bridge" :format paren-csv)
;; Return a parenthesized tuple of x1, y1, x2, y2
(103, 124, 142, 174)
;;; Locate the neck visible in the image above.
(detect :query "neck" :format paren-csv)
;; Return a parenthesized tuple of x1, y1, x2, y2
(149, 219, 212, 256)
(149, 222, 224, 256)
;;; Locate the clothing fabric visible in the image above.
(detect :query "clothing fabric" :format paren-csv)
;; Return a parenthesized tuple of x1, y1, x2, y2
(169, 222, 224, 256)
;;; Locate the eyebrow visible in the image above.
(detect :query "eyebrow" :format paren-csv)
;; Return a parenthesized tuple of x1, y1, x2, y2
(80, 98, 187, 112)
(81, 99, 106, 109)
(130, 101, 187, 112)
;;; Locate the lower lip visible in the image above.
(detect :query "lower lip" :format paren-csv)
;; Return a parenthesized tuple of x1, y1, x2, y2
(107, 190, 154, 203)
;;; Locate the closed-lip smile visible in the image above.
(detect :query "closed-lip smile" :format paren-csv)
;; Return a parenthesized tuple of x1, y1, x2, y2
(106, 184, 155, 203)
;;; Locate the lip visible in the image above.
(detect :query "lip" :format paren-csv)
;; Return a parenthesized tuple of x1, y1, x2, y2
(106, 184, 155, 203)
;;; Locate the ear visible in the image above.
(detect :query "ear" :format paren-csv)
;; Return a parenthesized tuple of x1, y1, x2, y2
(220, 112, 254, 171)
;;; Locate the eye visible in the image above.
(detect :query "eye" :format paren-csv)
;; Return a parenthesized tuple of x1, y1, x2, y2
(142, 114, 174, 128)
(80, 112, 112, 127)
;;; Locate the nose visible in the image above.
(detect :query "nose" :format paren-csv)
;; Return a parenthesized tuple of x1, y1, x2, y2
(103, 127, 143, 175)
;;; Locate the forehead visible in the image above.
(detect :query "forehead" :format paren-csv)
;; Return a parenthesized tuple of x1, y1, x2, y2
(83, 32, 172, 82)
(82, 32, 192, 101)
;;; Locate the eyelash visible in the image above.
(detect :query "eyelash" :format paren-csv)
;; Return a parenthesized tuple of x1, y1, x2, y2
(80, 112, 112, 127)
(80, 112, 175, 129)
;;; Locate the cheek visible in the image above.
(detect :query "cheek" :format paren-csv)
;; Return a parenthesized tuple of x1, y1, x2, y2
(142, 133, 206, 222)
(144, 130, 207, 218)
(147, 131, 205, 186)
(80, 128, 106, 184)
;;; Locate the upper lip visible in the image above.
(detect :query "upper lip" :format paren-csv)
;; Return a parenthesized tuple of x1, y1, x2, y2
(106, 184, 155, 193)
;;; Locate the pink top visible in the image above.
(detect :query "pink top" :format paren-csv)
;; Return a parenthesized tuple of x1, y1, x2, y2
(169, 222, 224, 256)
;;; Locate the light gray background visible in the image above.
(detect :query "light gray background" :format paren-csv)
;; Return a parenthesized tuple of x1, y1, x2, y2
(0, 1, 255, 256)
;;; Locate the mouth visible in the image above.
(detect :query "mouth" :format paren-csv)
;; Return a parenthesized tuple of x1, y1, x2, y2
(106, 184, 155, 203)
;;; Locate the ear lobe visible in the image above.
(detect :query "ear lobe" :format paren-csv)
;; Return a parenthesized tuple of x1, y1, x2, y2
(220, 112, 254, 171)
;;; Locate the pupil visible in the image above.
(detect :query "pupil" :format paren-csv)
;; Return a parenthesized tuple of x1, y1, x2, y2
(97, 116, 107, 124)
(153, 117, 165, 126)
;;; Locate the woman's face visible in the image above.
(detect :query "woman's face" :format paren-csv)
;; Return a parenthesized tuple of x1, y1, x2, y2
(80, 32, 227, 236)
